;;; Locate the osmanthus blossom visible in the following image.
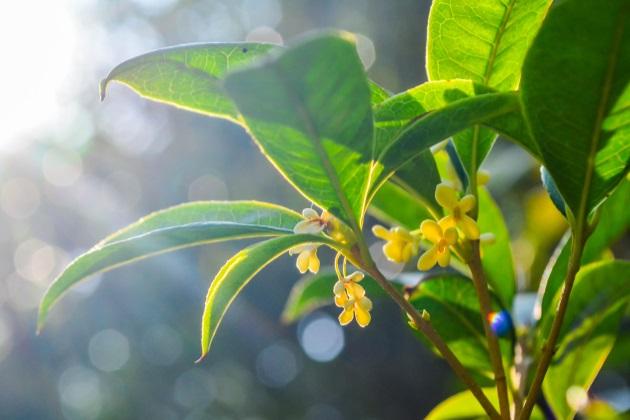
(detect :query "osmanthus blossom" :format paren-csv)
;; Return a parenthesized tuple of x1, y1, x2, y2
(288, 243, 321, 274)
(435, 182, 480, 240)
(371, 225, 420, 263)
(417, 219, 458, 271)
(333, 271, 372, 327)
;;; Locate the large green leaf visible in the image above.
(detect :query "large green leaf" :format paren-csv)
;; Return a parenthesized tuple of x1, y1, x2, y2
(281, 269, 386, 324)
(224, 33, 373, 229)
(100, 41, 388, 124)
(426, 0, 551, 178)
(38, 201, 301, 331)
(426, 388, 543, 420)
(541, 261, 630, 419)
(100, 42, 279, 122)
(520, 0, 630, 218)
(537, 179, 630, 320)
(200, 234, 334, 357)
(478, 188, 515, 308)
(409, 275, 511, 375)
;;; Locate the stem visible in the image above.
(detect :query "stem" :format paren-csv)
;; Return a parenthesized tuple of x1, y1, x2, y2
(467, 241, 511, 419)
(367, 266, 502, 420)
(518, 233, 585, 419)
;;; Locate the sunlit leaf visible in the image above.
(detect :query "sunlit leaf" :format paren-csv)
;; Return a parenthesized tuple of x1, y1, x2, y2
(478, 188, 515, 308)
(224, 32, 373, 229)
(368, 181, 434, 230)
(38, 201, 301, 331)
(426, 388, 543, 420)
(409, 275, 511, 375)
(426, 0, 550, 178)
(199, 234, 334, 358)
(521, 0, 630, 218)
(542, 260, 630, 418)
(100, 42, 279, 122)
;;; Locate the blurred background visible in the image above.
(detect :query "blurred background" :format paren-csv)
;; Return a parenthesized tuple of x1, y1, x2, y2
(0, 1, 626, 419)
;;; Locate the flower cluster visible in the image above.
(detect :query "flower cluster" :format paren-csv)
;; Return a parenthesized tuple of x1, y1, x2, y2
(372, 182, 487, 272)
(334, 271, 372, 327)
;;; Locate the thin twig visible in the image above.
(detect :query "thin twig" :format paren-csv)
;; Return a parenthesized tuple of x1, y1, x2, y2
(367, 266, 502, 420)
(467, 241, 511, 419)
(518, 234, 584, 419)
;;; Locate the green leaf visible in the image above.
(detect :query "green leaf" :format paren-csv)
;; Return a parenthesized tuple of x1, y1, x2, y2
(281, 269, 385, 324)
(199, 234, 334, 358)
(409, 275, 511, 375)
(542, 261, 630, 419)
(368, 181, 434, 230)
(426, 0, 551, 178)
(379, 91, 531, 174)
(38, 201, 301, 331)
(537, 179, 630, 320)
(520, 0, 630, 218)
(477, 187, 515, 308)
(426, 388, 543, 420)
(540, 166, 567, 217)
(100, 42, 279, 122)
(224, 32, 373, 229)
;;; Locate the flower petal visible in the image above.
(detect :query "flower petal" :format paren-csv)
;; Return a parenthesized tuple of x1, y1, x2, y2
(347, 282, 365, 299)
(354, 305, 371, 327)
(334, 293, 347, 307)
(333, 281, 345, 296)
(417, 246, 439, 271)
(308, 252, 320, 273)
(346, 272, 365, 283)
(459, 194, 476, 213)
(435, 183, 459, 210)
(460, 215, 480, 240)
(296, 251, 310, 274)
(371, 224, 390, 240)
(338, 308, 354, 326)
(437, 249, 451, 267)
(438, 215, 457, 231)
(357, 296, 373, 312)
(443, 227, 458, 245)
(302, 208, 319, 219)
(420, 220, 442, 243)
(383, 241, 403, 262)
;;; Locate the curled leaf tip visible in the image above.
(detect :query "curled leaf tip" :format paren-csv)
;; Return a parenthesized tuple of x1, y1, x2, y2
(99, 78, 109, 102)
(194, 351, 208, 364)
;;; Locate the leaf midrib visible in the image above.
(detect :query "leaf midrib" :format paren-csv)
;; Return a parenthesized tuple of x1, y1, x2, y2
(272, 65, 365, 233)
(576, 10, 627, 228)
(482, 0, 517, 86)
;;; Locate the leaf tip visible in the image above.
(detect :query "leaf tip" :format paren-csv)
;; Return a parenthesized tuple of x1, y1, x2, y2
(195, 351, 208, 364)
(99, 78, 108, 102)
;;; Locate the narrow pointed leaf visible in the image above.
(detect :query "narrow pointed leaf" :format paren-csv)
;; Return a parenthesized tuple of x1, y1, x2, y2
(521, 0, 630, 217)
(200, 234, 334, 358)
(478, 188, 515, 308)
(100, 42, 279, 122)
(38, 201, 301, 331)
(542, 261, 630, 419)
(224, 33, 373, 229)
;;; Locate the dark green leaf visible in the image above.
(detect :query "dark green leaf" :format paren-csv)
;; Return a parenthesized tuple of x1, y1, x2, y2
(537, 179, 630, 320)
(100, 42, 279, 122)
(224, 33, 373, 229)
(281, 269, 385, 324)
(38, 201, 301, 331)
(200, 234, 334, 358)
(542, 260, 630, 418)
(540, 166, 567, 217)
(520, 0, 630, 218)
(478, 188, 515, 308)
(409, 275, 511, 375)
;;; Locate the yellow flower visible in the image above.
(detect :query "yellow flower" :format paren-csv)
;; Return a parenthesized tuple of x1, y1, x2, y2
(372, 225, 419, 263)
(417, 220, 458, 271)
(288, 243, 320, 274)
(293, 208, 327, 234)
(435, 182, 480, 240)
(334, 272, 372, 327)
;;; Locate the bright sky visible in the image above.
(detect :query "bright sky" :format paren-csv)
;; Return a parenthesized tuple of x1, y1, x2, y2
(0, 1, 78, 153)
